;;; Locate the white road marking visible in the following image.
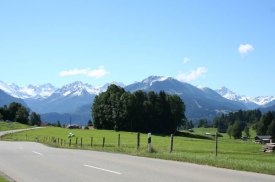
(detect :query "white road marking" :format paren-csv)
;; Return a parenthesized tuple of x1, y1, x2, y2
(32, 151, 43, 156)
(84, 164, 122, 175)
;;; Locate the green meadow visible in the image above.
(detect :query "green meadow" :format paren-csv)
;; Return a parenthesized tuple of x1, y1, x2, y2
(0, 121, 33, 131)
(1, 127, 275, 175)
(0, 176, 8, 182)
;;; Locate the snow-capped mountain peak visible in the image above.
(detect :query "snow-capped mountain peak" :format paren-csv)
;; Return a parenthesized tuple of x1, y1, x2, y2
(56, 81, 103, 97)
(141, 76, 170, 86)
(216, 87, 241, 101)
(0, 81, 56, 99)
(251, 96, 275, 106)
(216, 86, 275, 107)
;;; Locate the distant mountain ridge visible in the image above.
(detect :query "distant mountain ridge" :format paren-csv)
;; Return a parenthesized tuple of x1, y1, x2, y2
(0, 77, 274, 125)
(0, 81, 56, 99)
(125, 76, 246, 121)
(0, 89, 26, 107)
(216, 87, 275, 109)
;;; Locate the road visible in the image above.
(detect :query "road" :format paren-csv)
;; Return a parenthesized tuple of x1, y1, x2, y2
(0, 140, 275, 182)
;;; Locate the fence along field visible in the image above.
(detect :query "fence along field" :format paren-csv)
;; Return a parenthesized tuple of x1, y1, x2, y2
(1, 127, 275, 175)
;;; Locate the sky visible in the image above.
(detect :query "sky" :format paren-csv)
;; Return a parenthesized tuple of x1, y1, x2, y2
(0, 0, 274, 97)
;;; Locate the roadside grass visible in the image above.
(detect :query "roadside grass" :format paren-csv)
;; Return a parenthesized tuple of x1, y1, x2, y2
(2, 127, 275, 175)
(0, 121, 32, 131)
(0, 176, 8, 182)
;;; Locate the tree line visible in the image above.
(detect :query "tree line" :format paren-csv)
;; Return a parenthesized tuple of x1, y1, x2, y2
(0, 102, 41, 126)
(92, 85, 186, 134)
(213, 110, 275, 139)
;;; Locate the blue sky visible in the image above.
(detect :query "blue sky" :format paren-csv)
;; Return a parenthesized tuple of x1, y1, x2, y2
(0, 0, 274, 97)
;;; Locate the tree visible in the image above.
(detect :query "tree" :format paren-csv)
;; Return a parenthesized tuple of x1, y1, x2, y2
(227, 124, 233, 139)
(15, 106, 29, 124)
(244, 126, 250, 138)
(87, 119, 93, 126)
(198, 118, 208, 128)
(56, 120, 61, 127)
(267, 120, 275, 137)
(255, 112, 274, 135)
(213, 109, 263, 133)
(184, 120, 194, 130)
(29, 112, 41, 126)
(168, 94, 186, 133)
(92, 85, 186, 134)
(231, 120, 242, 139)
(8, 102, 23, 121)
(213, 115, 228, 133)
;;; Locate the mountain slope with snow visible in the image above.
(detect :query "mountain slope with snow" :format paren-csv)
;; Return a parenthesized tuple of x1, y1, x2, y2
(125, 76, 245, 121)
(0, 89, 27, 107)
(216, 87, 275, 109)
(0, 81, 56, 99)
(25, 81, 97, 114)
(1, 78, 274, 124)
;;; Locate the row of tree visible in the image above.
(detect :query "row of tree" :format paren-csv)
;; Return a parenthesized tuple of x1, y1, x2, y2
(197, 118, 212, 128)
(254, 111, 275, 136)
(92, 85, 186, 134)
(213, 110, 275, 139)
(0, 102, 41, 126)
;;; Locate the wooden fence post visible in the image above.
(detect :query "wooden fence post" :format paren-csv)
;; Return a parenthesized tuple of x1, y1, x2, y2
(137, 132, 140, 150)
(215, 132, 218, 159)
(69, 138, 71, 147)
(118, 134, 120, 147)
(148, 133, 152, 153)
(102, 137, 105, 148)
(170, 134, 174, 153)
(81, 137, 83, 148)
(91, 137, 93, 147)
(76, 137, 78, 145)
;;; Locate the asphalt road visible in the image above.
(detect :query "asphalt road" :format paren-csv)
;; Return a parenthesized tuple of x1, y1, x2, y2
(0, 140, 275, 182)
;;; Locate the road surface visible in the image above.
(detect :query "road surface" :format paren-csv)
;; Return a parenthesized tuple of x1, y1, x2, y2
(0, 140, 275, 182)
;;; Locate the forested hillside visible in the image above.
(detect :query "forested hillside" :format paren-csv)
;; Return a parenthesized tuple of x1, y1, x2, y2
(213, 110, 275, 139)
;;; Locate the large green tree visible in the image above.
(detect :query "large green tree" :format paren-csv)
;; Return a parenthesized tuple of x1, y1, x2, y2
(92, 85, 186, 134)
(231, 120, 242, 139)
(29, 112, 41, 126)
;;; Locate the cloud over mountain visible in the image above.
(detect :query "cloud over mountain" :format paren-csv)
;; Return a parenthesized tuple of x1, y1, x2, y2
(177, 67, 207, 82)
(59, 66, 109, 78)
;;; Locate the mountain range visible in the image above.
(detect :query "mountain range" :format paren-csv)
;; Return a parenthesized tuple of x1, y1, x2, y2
(216, 87, 275, 109)
(0, 76, 274, 125)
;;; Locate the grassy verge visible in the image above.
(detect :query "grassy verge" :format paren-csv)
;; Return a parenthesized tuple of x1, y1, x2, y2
(0, 176, 8, 182)
(1, 127, 274, 175)
(0, 121, 32, 131)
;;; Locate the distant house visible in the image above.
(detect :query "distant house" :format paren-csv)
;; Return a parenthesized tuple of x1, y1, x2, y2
(66, 124, 80, 129)
(255, 135, 272, 144)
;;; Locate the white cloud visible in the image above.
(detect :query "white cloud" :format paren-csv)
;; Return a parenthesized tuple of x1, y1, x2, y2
(59, 69, 87, 76)
(183, 57, 190, 64)
(238, 44, 254, 54)
(177, 67, 207, 82)
(59, 66, 109, 78)
(86, 66, 109, 78)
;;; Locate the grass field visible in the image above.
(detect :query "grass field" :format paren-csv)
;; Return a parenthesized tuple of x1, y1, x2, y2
(0, 121, 32, 131)
(1, 127, 275, 175)
(0, 176, 8, 182)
